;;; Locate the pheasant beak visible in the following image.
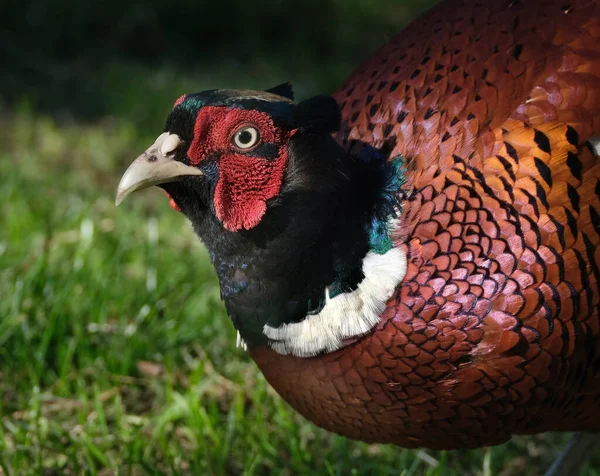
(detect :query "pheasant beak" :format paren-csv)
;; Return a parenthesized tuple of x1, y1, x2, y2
(116, 132, 204, 206)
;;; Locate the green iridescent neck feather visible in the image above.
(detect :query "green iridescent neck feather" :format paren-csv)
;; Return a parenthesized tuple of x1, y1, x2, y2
(318, 152, 405, 306)
(368, 155, 405, 255)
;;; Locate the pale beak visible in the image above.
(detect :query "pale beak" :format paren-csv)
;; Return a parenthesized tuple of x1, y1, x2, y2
(115, 132, 204, 206)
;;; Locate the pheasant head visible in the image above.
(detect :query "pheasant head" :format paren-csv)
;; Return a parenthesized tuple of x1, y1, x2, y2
(117, 84, 406, 356)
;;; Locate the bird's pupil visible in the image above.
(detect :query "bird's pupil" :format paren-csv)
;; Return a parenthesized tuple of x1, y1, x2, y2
(239, 130, 252, 144)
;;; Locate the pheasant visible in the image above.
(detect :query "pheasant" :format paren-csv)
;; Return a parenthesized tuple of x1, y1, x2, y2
(116, 0, 600, 471)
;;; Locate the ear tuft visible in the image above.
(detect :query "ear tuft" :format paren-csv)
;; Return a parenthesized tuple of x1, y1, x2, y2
(266, 83, 294, 100)
(293, 95, 341, 133)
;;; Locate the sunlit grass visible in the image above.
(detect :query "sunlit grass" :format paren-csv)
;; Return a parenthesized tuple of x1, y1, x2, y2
(1, 97, 598, 474)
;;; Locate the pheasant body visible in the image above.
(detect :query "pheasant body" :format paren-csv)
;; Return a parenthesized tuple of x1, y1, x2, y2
(252, 0, 600, 448)
(118, 0, 600, 450)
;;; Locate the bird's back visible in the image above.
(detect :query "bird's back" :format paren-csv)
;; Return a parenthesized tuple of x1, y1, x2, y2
(251, 0, 600, 448)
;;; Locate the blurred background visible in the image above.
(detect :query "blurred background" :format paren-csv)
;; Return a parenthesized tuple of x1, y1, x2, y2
(0, 0, 595, 474)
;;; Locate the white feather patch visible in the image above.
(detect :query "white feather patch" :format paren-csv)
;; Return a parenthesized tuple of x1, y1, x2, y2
(589, 138, 600, 156)
(262, 246, 407, 357)
(236, 330, 247, 350)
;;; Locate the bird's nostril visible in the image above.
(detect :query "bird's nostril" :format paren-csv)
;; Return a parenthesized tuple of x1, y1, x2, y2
(148, 155, 158, 163)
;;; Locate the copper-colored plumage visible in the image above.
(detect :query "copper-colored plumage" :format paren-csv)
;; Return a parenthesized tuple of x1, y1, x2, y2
(250, 0, 600, 448)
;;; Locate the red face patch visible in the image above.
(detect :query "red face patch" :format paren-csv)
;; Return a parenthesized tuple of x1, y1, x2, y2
(187, 106, 296, 232)
(164, 191, 182, 212)
(173, 95, 186, 108)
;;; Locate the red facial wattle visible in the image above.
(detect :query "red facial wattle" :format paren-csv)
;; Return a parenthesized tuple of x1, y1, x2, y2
(164, 191, 182, 212)
(213, 151, 287, 231)
(187, 106, 296, 232)
(173, 95, 186, 108)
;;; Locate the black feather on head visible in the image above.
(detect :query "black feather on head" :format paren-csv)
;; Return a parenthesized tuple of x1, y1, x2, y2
(292, 96, 341, 133)
(266, 82, 295, 100)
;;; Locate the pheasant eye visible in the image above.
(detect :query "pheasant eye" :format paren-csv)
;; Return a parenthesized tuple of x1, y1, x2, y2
(233, 126, 260, 150)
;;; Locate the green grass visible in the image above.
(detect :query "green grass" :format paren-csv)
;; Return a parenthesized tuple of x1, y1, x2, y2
(1, 74, 599, 475)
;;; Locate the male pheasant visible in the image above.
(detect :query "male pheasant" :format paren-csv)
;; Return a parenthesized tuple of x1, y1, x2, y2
(117, 0, 600, 463)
